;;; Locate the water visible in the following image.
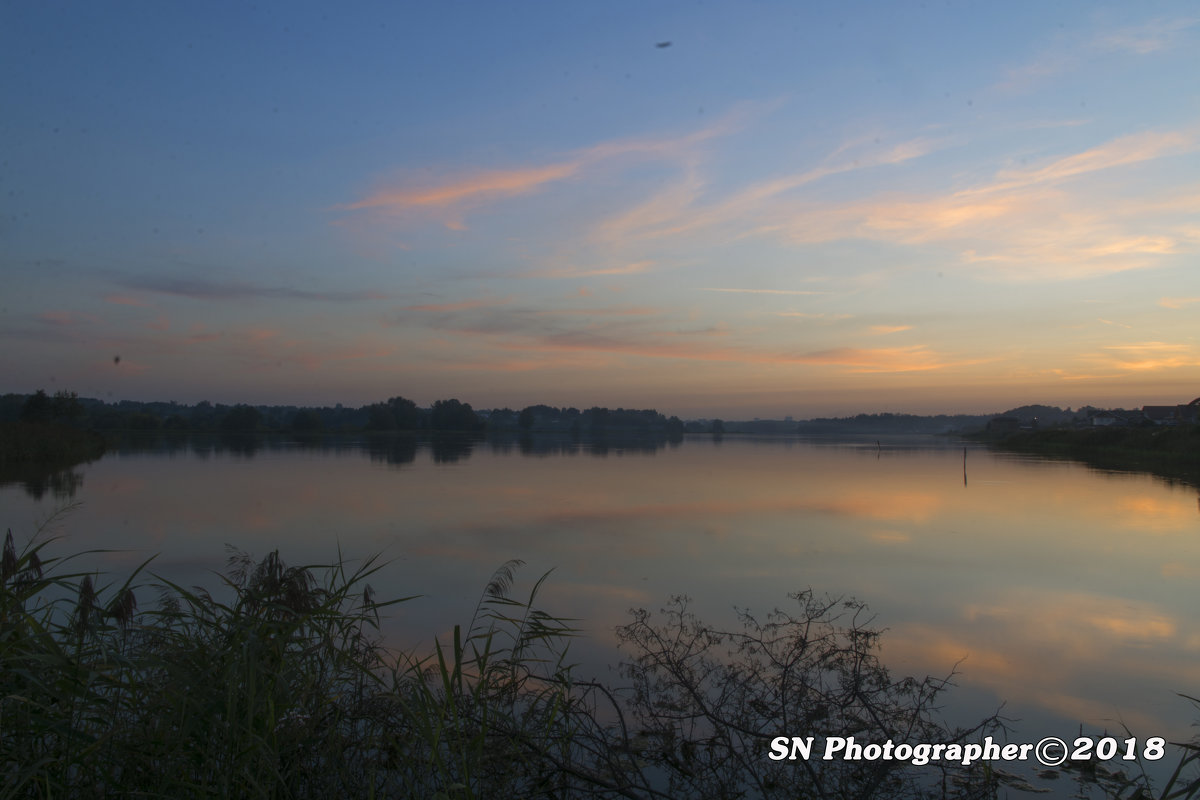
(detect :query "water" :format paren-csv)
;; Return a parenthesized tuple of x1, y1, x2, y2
(4, 432, 1199, 792)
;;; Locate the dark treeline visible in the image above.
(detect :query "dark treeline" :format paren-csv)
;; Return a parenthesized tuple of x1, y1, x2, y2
(0, 390, 686, 439)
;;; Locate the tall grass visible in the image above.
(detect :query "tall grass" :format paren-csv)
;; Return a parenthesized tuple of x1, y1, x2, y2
(3, 526, 1198, 799)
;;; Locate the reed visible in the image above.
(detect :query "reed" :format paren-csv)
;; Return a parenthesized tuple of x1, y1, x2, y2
(3, 525, 1196, 799)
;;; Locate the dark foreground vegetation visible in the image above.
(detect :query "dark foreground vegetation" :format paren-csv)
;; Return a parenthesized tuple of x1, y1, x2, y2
(4, 527, 1198, 799)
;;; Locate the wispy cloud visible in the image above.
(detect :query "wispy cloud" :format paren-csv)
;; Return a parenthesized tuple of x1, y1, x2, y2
(775, 312, 853, 321)
(1094, 342, 1200, 371)
(121, 276, 389, 303)
(39, 310, 99, 327)
(591, 134, 947, 246)
(104, 294, 151, 307)
(998, 17, 1197, 92)
(770, 128, 1199, 280)
(338, 110, 747, 232)
(420, 301, 969, 374)
(1160, 296, 1200, 310)
(342, 162, 580, 228)
(527, 260, 658, 279)
(697, 287, 829, 296)
(401, 297, 512, 313)
(1093, 17, 1198, 56)
(869, 325, 912, 335)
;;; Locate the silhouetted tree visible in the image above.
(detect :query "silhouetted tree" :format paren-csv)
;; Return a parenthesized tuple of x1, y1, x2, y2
(20, 391, 53, 424)
(290, 409, 324, 432)
(220, 405, 261, 434)
(387, 396, 424, 430)
(50, 391, 83, 423)
(430, 399, 483, 433)
(365, 403, 395, 431)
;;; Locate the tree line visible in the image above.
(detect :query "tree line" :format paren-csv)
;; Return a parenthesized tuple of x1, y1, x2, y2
(0, 390, 685, 438)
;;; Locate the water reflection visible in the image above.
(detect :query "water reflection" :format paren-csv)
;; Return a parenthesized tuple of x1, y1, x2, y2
(2, 433, 1198, 781)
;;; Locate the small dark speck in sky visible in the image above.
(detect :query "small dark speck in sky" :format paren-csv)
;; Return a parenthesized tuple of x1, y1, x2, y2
(655, 41, 672, 48)
(113, 355, 121, 365)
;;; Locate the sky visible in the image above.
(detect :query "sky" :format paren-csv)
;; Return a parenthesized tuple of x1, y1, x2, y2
(3, 1, 1199, 418)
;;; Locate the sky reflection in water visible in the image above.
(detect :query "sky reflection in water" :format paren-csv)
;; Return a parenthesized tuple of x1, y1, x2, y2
(3, 435, 1198, 747)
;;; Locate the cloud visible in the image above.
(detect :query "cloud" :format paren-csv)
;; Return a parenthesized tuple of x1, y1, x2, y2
(1160, 296, 1200, 309)
(998, 17, 1197, 92)
(697, 287, 829, 296)
(342, 162, 581, 216)
(428, 306, 966, 373)
(39, 310, 99, 327)
(121, 275, 389, 303)
(775, 312, 853, 320)
(591, 134, 947, 246)
(528, 260, 658, 279)
(532, 306, 660, 317)
(1096, 342, 1200, 371)
(869, 325, 912, 335)
(770, 128, 1199, 280)
(985, 130, 1193, 191)
(401, 297, 512, 313)
(339, 110, 749, 232)
(104, 294, 151, 307)
(1093, 17, 1198, 56)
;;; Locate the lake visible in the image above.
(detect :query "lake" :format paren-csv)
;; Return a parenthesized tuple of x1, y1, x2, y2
(3, 432, 1198, 791)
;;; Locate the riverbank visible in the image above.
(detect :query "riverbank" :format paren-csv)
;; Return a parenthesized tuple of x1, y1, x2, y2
(978, 424, 1200, 488)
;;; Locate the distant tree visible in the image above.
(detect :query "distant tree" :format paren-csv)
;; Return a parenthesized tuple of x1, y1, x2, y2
(126, 412, 161, 431)
(220, 405, 261, 434)
(20, 390, 53, 423)
(430, 399, 484, 433)
(587, 407, 610, 430)
(711, 418, 725, 436)
(365, 403, 395, 431)
(0, 394, 27, 422)
(291, 409, 324, 432)
(387, 396, 423, 430)
(51, 390, 83, 423)
(518, 406, 535, 430)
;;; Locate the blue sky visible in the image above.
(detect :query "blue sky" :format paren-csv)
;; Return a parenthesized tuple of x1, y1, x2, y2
(3, 1, 1198, 416)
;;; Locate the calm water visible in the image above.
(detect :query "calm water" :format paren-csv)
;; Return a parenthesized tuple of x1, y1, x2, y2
(4, 433, 1199, 782)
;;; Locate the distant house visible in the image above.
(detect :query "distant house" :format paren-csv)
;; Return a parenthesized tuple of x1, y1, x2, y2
(1084, 408, 1145, 427)
(1142, 398, 1200, 426)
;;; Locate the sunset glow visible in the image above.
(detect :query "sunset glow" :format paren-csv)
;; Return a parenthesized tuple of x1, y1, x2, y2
(4, 3, 1198, 416)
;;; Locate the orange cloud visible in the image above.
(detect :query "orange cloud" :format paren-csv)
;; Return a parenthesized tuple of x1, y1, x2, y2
(1160, 296, 1200, 309)
(591, 134, 946, 246)
(339, 111, 748, 233)
(529, 260, 657, 278)
(344, 162, 580, 213)
(1098, 342, 1200, 371)
(766, 129, 1199, 280)
(986, 129, 1193, 191)
(463, 326, 967, 374)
